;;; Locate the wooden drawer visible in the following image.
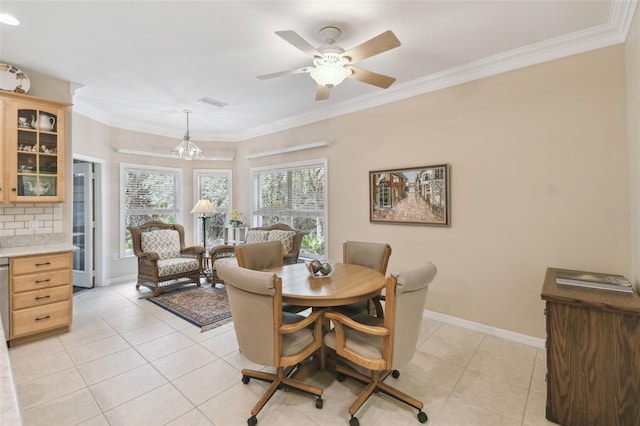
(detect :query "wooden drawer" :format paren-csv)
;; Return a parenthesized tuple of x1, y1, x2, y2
(12, 269, 71, 293)
(12, 285, 70, 310)
(11, 252, 72, 275)
(11, 300, 71, 338)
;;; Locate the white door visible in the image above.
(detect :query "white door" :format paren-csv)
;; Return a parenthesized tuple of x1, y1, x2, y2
(73, 162, 94, 288)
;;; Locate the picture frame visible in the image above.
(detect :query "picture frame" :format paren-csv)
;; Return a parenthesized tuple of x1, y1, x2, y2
(369, 164, 450, 226)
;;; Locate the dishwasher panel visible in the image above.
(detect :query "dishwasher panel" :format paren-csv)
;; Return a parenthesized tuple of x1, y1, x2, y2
(1, 258, 9, 341)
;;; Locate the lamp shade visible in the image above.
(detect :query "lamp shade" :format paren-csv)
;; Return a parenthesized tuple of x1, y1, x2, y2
(190, 199, 216, 215)
(310, 63, 352, 88)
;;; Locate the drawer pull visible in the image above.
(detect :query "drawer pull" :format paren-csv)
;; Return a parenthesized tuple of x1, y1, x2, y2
(35, 279, 51, 284)
(35, 315, 51, 321)
(35, 262, 52, 267)
(35, 295, 51, 300)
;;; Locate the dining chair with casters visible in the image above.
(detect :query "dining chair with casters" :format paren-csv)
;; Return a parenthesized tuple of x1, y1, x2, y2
(323, 261, 438, 426)
(235, 240, 309, 313)
(234, 240, 284, 271)
(217, 263, 326, 426)
(333, 240, 392, 318)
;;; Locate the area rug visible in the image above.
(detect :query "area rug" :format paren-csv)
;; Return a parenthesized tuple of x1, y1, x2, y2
(147, 285, 232, 332)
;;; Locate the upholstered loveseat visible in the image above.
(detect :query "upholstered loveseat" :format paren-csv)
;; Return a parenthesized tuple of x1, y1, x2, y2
(128, 221, 205, 295)
(208, 223, 306, 284)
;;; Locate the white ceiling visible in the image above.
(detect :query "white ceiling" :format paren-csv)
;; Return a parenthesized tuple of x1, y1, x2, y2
(0, 1, 636, 142)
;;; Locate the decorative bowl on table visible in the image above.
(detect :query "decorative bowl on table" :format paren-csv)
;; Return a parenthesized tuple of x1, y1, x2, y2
(305, 259, 335, 278)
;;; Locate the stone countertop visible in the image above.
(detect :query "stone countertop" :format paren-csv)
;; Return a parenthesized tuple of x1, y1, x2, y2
(0, 242, 78, 258)
(0, 233, 77, 258)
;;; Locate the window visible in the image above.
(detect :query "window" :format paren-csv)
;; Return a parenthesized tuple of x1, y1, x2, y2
(251, 159, 327, 258)
(120, 164, 182, 256)
(193, 169, 232, 247)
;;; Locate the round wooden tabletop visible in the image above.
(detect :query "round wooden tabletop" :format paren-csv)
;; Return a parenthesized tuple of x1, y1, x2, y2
(267, 262, 386, 307)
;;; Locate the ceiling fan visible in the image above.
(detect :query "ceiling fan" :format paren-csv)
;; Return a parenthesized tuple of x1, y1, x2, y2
(257, 26, 401, 101)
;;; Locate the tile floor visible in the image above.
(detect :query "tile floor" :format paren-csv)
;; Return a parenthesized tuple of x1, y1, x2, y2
(7, 282, 557, 426)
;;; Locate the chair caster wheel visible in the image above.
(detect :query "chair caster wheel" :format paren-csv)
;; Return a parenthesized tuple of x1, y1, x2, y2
(337, 372, 346, 382)
(391, 369, 400, 379)
(417, 411, 428, 423)
(315, 397, 323, 409)
(242, 375, 250, 384)
(247, 415, 257, 426)
(349, 416, 360, 426)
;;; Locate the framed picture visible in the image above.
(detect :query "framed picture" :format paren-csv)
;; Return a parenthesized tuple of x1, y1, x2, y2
(369, 164, 450, 226)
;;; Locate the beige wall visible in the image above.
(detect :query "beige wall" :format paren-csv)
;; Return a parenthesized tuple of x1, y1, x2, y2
(69, 43, 631, 339)
(72, 114, 237, 279)
(626, 6, 640, 290)
(240, 45, 630, 339)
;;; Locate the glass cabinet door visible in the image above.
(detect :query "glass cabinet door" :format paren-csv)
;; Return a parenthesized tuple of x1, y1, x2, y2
(14, 105, 61, 200)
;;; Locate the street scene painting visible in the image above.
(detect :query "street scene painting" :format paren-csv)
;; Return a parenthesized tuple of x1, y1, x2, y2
(369, 164, 450, 226)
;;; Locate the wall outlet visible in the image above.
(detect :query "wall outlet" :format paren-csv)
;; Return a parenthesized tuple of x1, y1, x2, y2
(112, 253, 118, 261)
(29, 220, 38, 230)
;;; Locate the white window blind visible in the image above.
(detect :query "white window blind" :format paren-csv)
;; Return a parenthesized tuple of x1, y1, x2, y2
(251, 159, 327, 258)
(121, 164, 182, 256)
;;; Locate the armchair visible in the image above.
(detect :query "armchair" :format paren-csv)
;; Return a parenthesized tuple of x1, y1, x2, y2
(324, 261, 438, 426)
(128, 221, 204, 296)
(208, 223, 307, 284)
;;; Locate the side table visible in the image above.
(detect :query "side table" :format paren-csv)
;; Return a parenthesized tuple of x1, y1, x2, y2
(223, 226, 248, 245)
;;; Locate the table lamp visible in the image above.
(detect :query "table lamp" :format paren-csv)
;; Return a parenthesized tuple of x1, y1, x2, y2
(190, 199, 216, 250)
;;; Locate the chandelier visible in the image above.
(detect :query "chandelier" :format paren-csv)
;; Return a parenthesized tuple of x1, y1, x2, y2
(170, 109, 204, 160)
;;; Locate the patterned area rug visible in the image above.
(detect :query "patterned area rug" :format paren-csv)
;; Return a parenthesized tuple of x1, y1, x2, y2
(147, 284, 232, 332)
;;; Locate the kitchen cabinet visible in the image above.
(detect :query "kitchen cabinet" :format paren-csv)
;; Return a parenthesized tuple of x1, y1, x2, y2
(541, 267, 640, 426)
(9, 252, 73, 344)
(0, 92, 70, 203)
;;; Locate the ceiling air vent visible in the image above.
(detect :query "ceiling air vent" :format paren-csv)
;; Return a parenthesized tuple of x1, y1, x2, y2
(198, 97, 228, 108)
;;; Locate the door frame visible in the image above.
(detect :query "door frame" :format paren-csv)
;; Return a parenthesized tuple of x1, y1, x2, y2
(73, 154, 106, 287)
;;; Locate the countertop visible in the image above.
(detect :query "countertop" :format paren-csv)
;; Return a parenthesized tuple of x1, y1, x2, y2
(0, 242, 78, 258)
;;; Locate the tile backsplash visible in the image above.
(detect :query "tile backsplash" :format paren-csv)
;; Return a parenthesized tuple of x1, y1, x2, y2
(0, 204, 63, 236)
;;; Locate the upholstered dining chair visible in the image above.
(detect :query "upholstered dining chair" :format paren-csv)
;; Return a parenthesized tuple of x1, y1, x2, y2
(217, 263, 325, 426)
(323, 261, 438, 426)
(235, 240, 309, 314)
(333, 240, 392, 318)
(234, 240, 283, 271)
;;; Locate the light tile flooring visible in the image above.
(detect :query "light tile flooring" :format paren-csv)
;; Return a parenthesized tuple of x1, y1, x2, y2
(7, 282, 557, 426)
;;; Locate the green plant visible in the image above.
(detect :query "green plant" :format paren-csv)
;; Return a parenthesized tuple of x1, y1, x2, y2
(301, 234, 324, 256)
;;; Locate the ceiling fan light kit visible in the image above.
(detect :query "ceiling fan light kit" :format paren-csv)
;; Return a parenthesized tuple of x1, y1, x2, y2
(258, 26, 400, 100)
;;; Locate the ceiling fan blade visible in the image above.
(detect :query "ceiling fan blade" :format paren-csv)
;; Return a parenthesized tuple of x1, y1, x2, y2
(342, 30, 401, 64)
(257, 67, 311, 80)
(275, 30, 323, 58)
(315, 85, 331, 101)
(348, 67, 396, 89)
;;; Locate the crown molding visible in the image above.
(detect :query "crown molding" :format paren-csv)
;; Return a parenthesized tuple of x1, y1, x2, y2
(236, 4, 636, 140)
(76, 1, 638, 142)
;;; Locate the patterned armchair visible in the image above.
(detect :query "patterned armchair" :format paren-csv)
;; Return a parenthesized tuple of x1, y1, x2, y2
(128, 221, 205, 296)
(208, 223, 307, 284)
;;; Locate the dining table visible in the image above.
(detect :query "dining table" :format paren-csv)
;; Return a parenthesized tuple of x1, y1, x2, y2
(266, 262, 387, 308)
(266, 262, 387, 379)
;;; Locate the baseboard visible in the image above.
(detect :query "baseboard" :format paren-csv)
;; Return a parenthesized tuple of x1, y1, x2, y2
(424, 309, 545, 349)
(104, 274, 137, 286)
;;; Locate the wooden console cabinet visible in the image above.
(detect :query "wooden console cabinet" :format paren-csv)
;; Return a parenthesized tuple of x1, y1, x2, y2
(9, 252, 73, 344)
(541, 268, 640, 426)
